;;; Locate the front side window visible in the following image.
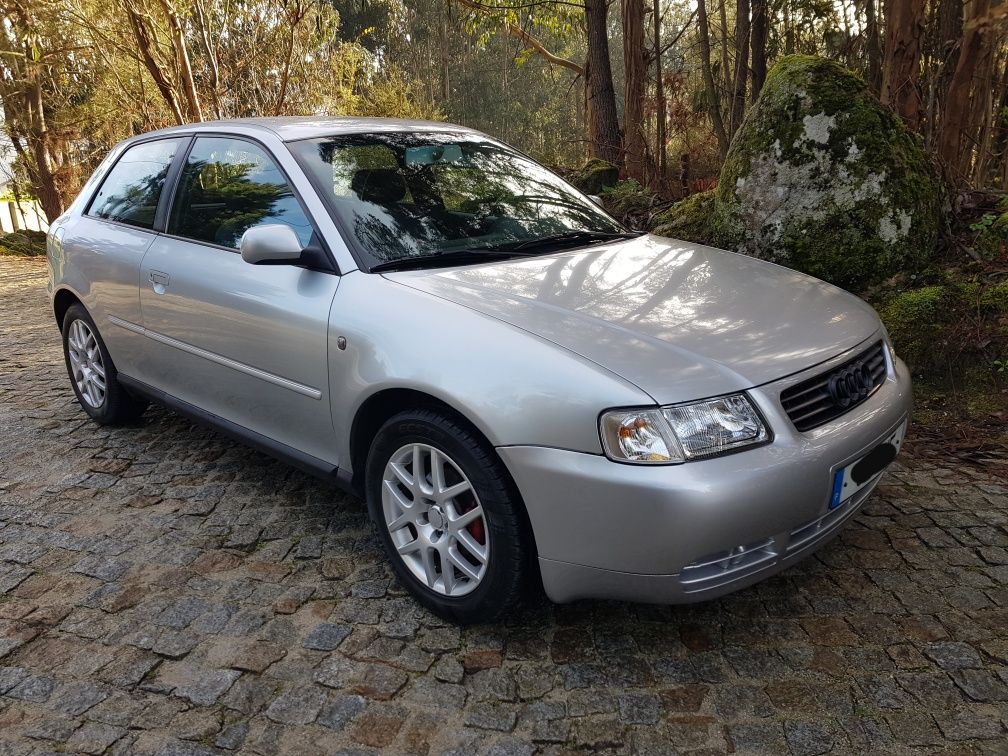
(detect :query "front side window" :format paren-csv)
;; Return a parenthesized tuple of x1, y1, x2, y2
(168, 136, 314, 250)
(289, 132, 625, 268)
(87, 138, 184, 229)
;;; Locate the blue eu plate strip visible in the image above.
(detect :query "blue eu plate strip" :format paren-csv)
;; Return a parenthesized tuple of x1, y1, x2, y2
(829, 470, 845, 509)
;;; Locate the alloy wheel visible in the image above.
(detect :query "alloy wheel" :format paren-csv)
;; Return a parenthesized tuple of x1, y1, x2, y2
(67, 319, 106, 409)
(381, 442, 489, 597)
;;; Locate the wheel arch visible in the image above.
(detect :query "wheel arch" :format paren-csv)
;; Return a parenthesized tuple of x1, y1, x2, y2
(348, 387, 542, 562)
(53, 287, 83, 330)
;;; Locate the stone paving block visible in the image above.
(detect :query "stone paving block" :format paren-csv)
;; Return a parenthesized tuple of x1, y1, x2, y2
(172, 669, 242, 707)
(303, 622, 351, 651)
(264, 684, 327, 725)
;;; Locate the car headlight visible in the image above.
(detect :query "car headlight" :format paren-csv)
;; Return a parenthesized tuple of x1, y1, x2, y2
(600, 409, 684, 464)
(600, 394, 768, 464)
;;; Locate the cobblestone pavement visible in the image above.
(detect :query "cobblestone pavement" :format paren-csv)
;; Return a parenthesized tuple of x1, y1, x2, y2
(1, 256, 1006, 755)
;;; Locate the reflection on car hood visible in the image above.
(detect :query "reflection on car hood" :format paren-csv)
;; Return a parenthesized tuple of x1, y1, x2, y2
(385, 234, 883, 404)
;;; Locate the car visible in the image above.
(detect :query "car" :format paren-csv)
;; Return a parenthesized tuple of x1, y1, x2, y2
(47, 117, 912, 623)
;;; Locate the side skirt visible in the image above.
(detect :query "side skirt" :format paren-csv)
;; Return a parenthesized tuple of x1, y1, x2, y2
(117, 374, 360, 497)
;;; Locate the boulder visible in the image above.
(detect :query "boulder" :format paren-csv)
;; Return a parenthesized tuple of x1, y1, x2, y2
(653, 55, 946, 290)
(569, 158, 619, 195)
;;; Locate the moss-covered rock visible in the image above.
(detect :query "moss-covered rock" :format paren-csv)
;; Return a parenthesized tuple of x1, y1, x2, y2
(569, 158, 619, 195)
(979, 279, 1008, 313)
(0, 230, 47, 256)
(972, 211, 1008, 261)
(658, 55, 945, 291)
(879, 286, 950, 368)
(877, 275, 1008, 372)
(601, 179, 654, 215)
(651, 190, 718, 244)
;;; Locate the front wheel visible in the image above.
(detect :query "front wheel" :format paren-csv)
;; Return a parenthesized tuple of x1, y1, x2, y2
(62, 304, 148, 425)
(365, 409, 532, 623)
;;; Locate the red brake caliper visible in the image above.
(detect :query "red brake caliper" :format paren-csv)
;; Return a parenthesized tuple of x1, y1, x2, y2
(462, 502, 485, 545)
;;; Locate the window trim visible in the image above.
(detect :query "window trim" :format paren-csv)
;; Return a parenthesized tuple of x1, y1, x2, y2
(159, 131, 337, 273)
(83, 134, 192, 234)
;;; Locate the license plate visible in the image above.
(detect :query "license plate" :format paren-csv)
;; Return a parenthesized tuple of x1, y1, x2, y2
(829, 420, 906, 509)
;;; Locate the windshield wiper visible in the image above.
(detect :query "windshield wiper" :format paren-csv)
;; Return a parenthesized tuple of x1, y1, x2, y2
(505, 229, 642, 252)
(370, 248, 534, 272)
(369, 230, 644, 272)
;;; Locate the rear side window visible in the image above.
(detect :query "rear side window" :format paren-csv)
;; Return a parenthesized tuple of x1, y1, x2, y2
(87, 139, 184, 229)
(168, 136, 313, 250)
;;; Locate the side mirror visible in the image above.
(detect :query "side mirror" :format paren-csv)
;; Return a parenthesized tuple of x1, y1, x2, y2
(240, 224, 304, 265)
(588, 194, 603, 206)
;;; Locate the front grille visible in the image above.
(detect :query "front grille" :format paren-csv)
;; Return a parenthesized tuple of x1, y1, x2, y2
(780, 341, 886, 431)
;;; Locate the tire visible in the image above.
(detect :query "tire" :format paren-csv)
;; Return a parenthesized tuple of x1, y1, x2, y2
(365, 408, 532, 623)
(62, 303, 148, 425)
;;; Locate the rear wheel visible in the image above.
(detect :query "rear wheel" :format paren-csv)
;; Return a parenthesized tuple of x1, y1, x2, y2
(365, 408, 531, 623)
(62, 304, 148, 425)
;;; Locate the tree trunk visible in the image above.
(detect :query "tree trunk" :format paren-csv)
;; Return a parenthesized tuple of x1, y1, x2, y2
(717, 0, 731, 93)
(930, 0, 963, 146)
(123, 6, 186, 124)
(962, 21, 996, 182)
(585, 0, 622, 165)
(622, 0, 647, 181)
(729, 0, 750, 135)
(21, 43, 65, 223)
(988, 55, 1008, 187)
(158, 0, 203, 121)
(653, 0, 667, 181)
(750, 0, 767, 101)
(864, 0, 882, 92)
(880, 0, 926, 130)
(698, 0, 729, 157)
(937, 0, 993, 180)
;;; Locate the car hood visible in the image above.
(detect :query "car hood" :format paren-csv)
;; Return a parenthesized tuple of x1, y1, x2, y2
(385, 234, 882, 404)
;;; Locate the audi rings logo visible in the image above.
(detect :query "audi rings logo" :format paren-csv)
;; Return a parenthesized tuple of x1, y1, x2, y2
(826, 360, 873, 409)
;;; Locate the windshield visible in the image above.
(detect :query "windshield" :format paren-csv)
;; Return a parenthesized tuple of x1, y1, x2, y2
(288, 132, 626, 269)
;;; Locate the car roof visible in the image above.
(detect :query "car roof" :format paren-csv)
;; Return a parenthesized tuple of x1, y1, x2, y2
(133, 116, 479, 143)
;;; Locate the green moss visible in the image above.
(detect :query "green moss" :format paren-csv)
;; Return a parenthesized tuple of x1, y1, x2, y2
(879, 286, 950, 368)
(569, 158, 619, 195)
(711, 55, 945, 290)
(650, 190, 718, 244)
(600, 179, 655, 216)
(0, 230, 47, 256)
(973, 211, 1008, 260)
(877, 276, 1008, 374)
(979, 279, 1008, 313)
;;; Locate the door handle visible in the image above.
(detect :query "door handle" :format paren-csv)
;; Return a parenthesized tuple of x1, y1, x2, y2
(149, 270, 169, 294)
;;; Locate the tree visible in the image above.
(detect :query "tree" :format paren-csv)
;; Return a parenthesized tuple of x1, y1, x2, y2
(936, 0, 998, 180)
(584, 0, 622, 163)
(697, 0, 729, 157)
(881, 0, 926, 130)
(729, 0, 751, 136)
(622, 0, 648, 180)
(0, 1, 97, 222)
(750, 0, 767, 100)
(451, 0, 621, 164)
(653, 0, 666, 179)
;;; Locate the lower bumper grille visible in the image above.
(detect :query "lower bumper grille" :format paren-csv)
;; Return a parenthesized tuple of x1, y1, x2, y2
(679, 476, 881, 595)
(679, 538, 778, 593)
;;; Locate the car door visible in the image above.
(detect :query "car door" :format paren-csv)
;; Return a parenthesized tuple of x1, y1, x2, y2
(64, 137, 188, 375)
(136, 134, 340, 464)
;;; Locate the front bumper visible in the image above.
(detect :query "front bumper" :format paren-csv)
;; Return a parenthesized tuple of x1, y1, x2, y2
(498, 344, 913, 604)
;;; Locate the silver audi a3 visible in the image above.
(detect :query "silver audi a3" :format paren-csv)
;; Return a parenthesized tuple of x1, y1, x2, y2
(47, 117, 912, 622)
